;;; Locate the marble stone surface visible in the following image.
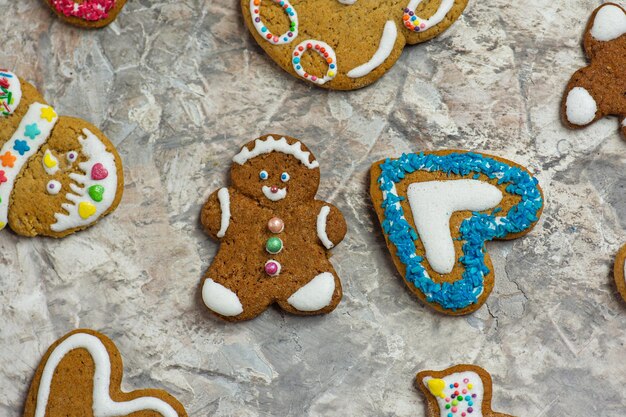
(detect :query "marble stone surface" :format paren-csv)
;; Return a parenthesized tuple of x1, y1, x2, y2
(1, 0, 625, 416)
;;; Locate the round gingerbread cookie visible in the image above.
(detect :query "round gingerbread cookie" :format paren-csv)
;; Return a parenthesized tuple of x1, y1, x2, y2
(44, 0, 128, 28)
(242, 0, 469, 90)
(0, 70, 124, 238)
(200, 134, 347, 321)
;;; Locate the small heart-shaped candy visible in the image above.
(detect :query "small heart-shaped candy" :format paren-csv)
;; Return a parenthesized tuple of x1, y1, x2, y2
(78, 201, 97, 219)
(91, 163, 108, 180)
(88, 185, 105, 202)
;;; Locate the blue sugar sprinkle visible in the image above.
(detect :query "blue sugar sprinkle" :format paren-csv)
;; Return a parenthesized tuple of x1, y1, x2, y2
(377, 152, 543, 311)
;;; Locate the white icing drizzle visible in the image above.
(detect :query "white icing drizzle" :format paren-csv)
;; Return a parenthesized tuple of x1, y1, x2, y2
(623, 259, 626, 287)
(233, 136, 319, 169)
(316, 205, 334, 249)
(0, 102, 59, 230)
(590, 4, 626, 41)
(34, 332, 180, 417)
(46, 180, 61, 195)
(422, 371, 485, 417)
(565, 87, 597, 126)
(347, 21, 398, 78)
(404, 0, 455, 32)
(406, 180, 503, 275)
(337, 0, 357, 4)
(51, 128, 118, 232)
(287, 272, 335, 311)
(249, 0, 298, 45)
(42, 149, 60, 175)
(202, 278, 244, 316)
(216, 187, 230, 238)
(0, 70, 22, 116)
(291, 39, 338, 85)
(262, 185, 286, 201)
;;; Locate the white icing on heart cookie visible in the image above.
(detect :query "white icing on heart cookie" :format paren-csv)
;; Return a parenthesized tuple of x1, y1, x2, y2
(406, 179, 503, 274)
(34, 332, 181, 417)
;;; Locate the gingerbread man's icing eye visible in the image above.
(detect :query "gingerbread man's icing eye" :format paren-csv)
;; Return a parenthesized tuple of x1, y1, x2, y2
(46, 180, 61, 195)
(259, 170, 269, 180)
(280, 172, 290, 183)
(66, 151, 78, 163)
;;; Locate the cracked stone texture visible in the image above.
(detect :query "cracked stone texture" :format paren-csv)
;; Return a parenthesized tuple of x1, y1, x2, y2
(1, 0, 625, 416)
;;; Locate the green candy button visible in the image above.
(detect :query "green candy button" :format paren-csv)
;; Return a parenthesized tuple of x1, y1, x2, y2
(88, 185, 105, 202)
(266, 237, 283, 254)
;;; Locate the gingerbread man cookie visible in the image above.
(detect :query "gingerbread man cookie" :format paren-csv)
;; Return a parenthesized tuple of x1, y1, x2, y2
(562, 3, 626, 138)
(370, 151, 543, 315)
(0, 70, 123, 238)
(44, 0, 128, 28)
(200, 134, 347, 321)
(416, 365, 514, 417)
(243, 0, 469, 90)
(23, 329, 188, 417)
(614, 243, 626, 302)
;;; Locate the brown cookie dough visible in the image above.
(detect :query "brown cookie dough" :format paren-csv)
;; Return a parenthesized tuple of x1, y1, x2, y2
(369, 150, 544, 315)
(416, 364, 515, 417)
(242, 0, 469, 90)
(200, 134, 347, 322)
(44, 0, 128, 28)
(561, 3, 626, 138)
(23, 329, 188, 417)
(0, 70, 123, 238)
(614, 243, 626, 303)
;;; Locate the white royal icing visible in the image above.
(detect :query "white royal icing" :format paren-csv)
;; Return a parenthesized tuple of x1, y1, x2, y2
(46, 180, 61, 195)
(202, 278, 244, 316)
(316, 205, 334, 249)
(287, 272, 335, 311)
(590, 4, 626, 41)
(42, 149, 60, 175)
(233, 136, 319, 169)
(0, 70, 22, 116)
(249, 0, 298, 45)
(291, 39, 338, 85)
(216, 187, 230, 238)
(347, 21, 398, 78)
(404, 0, 455, 32)
(623, 258, 626, 288)
(337, 0, 357, 4)
(34, 332, 180, 417)
(422, 371, 485, 417)
(406, 180, 503, 275)
(51, 128, 118, 232)
(262, 185, 287, 201)
(0, 102, 59, 230)
(565, 87, 598, 126)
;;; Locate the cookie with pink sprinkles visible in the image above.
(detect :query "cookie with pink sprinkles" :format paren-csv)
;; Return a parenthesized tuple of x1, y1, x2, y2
(45, 0, 127, 28)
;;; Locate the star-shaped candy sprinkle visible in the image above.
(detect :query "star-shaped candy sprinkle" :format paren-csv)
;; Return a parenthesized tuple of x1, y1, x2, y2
(13, 140, 30, 156)
(40, 106, 57, 122)
(24, 123, 41, 139)
(0, 151, 16, 168)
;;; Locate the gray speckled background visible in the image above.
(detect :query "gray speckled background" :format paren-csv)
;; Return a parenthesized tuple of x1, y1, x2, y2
(1, 0, 625, 416)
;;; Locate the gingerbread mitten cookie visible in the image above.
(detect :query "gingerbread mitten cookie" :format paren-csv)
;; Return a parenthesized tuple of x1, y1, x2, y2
(200, 134, 347, 321)
(44, 0, 128, 28)
(562, 3, 626, 138)
(243, 0, 468, 90)
(0, 70, 123, 238)
(416, 365, 514, 417)
(370, 151, 543, 315)
(23, 329, 188, 417)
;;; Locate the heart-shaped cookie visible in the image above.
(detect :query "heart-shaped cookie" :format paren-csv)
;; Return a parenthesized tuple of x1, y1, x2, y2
(242, 0, 469, 90)
(23, 329, 188, 417)
(44, 0, 128, 28)
(0, 70, 124, 238)
(370, 150, 544, 315)
(416, 365, 515, 417)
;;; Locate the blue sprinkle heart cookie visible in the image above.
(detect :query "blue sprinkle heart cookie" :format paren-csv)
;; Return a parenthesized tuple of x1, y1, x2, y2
(370, 150, 544, 315)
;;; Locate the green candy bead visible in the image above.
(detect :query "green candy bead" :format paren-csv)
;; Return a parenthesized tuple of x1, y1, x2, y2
(266, 237, 283, 254)
(88, 184, 105, 202)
